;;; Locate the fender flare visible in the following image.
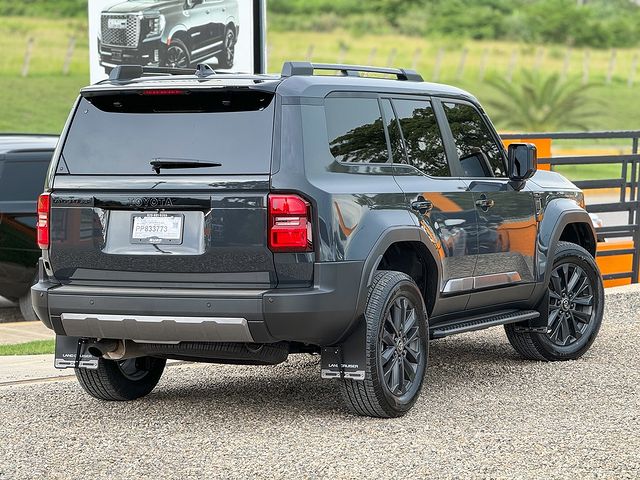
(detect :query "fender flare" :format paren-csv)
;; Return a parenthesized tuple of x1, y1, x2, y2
(536, 198, 596, 286)
(354, 226, 443, 319)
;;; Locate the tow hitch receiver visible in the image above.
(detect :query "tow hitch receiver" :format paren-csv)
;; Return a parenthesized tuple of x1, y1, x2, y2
(54, 335, 99, 370)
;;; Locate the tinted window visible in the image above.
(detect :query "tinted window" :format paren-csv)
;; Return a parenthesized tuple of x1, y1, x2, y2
(393, 99, 450, 177)
(61, 92, 275, 175)
(325, 97, 388, 163)
(381, 99, 404, 163)
(443, 102, 506, 177)
(0, 152, 51, 202)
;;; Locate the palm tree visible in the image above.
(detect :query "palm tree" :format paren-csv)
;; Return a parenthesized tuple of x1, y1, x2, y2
(484, 69, 598, 131)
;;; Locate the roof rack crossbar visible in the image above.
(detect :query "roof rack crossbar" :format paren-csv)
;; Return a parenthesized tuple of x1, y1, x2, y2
(281, 61, 423, 82)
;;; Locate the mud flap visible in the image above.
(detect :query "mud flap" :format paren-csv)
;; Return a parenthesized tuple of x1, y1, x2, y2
(320, 318, 367, 381)
(515, 289, 550, 333)
(54, 335, 99, 370)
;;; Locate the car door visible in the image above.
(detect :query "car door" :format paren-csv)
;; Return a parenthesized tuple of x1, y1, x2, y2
(438, 99, 537, 308)
(185, 0, 212, 55)
(383, 97, 479, 315)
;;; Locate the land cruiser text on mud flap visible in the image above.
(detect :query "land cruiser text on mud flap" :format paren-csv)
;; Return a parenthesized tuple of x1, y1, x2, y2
(34, 62, 604, 417)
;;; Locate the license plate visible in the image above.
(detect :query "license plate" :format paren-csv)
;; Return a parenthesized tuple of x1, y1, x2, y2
(131, 213, 184, 245)
(108, 18, 128, 29)
(112, 49, 122, 61)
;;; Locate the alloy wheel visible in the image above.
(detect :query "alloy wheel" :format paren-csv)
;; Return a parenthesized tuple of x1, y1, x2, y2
(224, 30, 235, 65)
(379, 296, 423, 396)
(166, 45, 188, 68)
(117, 358, 151, 381)
(547, 262, 595, 346)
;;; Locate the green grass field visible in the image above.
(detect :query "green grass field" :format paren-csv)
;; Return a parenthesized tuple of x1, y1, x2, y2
(0, 16, 638, 183)
(0, 339, 54, 356)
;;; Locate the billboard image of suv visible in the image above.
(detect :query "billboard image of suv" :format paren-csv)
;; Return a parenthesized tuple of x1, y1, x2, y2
(98, 0, 239, 73)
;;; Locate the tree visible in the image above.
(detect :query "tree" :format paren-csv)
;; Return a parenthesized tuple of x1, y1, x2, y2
(484, 70, 598, 132)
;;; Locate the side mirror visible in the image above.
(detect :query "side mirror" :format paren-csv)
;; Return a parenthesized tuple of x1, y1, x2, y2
(508, 143, 537, 190)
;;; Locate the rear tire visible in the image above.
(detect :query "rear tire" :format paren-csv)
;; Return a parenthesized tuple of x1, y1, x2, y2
(217, 26, 236, 69)
(19, 291, 38, 322)
(505, 241, 604, 361)
(340, 271, 429, 418)
(75, 356, 166, 401)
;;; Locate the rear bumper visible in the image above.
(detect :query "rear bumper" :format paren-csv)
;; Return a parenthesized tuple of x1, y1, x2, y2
(33, 261, 364, 346)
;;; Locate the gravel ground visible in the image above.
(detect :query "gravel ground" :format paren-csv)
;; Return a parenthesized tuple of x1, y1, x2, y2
(1, 294, 639, 479)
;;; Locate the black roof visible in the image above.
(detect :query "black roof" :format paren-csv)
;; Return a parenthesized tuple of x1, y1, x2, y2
(0, 134, 58, 155)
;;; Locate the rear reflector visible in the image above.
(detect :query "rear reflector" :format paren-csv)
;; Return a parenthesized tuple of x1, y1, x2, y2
(268, 194, 312, 252)
(37, 192, 51, 249)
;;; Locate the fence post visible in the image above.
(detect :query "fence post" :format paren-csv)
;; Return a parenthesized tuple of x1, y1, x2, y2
(582, 49, 590, 85)
(62, 36, 77, 75)
(629, 53, 639, 87)
(386, 48, 397, 67)
(561, 48, 571, 80)
(506, 49, 518, 83)
(606, 49, 617, 84)
(367, 47, 377, 65)
(456, 48, 468, 81)
(337, 42, 348, 64)
(632, 136, 640, 283)
(305, 44, 314, 61)
(411, 48, 422, 71)
(479, 48, 489, 81)
(534, 47, 545, 71)
(432, 47, 444, 82)
(22, 37, 34, 78)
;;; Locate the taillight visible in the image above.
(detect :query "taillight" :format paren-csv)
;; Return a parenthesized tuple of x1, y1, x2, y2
(268, 194, 313, 252)
(37, 193, 50, 249)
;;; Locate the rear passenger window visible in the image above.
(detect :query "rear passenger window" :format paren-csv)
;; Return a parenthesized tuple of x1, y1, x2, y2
(325, 97, 389, 163)
(442, 102, 506, 177)
(392, 99, 450, 177)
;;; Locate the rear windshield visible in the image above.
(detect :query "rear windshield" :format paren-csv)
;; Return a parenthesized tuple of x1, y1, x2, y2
(61, 90, 275, 175)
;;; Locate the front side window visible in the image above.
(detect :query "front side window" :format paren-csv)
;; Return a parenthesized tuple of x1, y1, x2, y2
(392, 99, 450, 177)
(443, 102, 506, 178)
(325, 97, 389, 164)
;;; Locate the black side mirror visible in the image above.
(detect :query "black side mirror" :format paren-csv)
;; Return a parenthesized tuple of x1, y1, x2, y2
(508, 143, 537, 190)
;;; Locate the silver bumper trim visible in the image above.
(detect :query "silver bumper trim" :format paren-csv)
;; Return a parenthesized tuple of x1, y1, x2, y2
(60, 313, 254, 343)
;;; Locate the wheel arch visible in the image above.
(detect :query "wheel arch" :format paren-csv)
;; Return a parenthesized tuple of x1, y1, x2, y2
(357, 227, 442, 318)
(536, 198, 597, 286)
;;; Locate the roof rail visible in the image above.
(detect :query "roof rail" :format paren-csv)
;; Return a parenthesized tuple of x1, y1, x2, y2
(281, 61, 423, 82)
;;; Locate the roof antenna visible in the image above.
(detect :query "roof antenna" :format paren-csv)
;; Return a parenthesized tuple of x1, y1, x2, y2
(195, 64, 216, 78)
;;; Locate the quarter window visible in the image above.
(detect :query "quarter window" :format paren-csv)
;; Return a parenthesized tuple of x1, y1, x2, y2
(325, 97, 389, 164)
(392, 99, 450, 177)
(442, 102, 506, 177)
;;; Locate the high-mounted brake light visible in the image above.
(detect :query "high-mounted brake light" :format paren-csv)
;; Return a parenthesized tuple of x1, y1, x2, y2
(141, 89, 186, 96)
(268, 194, 313, 253)
(37, 192, 51, 249)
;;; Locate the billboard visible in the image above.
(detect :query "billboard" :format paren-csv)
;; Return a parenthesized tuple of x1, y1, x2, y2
(88, 0, 266, 83)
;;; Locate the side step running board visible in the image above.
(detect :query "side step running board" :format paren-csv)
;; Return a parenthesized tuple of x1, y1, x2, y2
(430, 310, 540, 339)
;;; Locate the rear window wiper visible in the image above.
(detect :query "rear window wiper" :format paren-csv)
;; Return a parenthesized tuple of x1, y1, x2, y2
(150, 158, 222, 174)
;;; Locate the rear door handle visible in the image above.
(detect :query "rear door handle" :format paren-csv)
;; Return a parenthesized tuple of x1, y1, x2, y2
(411, 199, 433, 214)
(475, 199, 495, 210)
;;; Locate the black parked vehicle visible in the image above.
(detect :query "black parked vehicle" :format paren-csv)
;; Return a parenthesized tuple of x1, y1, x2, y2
(34, 63, 604, 417)
(99, 0, 239, 73)
(0, 135, 57, 320)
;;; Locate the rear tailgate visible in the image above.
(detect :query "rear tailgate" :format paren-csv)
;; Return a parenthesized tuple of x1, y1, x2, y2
(48, 88, 278, 289)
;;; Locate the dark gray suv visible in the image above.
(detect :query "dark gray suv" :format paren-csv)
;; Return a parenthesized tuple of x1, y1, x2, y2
(33, 62, 604, 418)
(99, 0, 239, 73)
